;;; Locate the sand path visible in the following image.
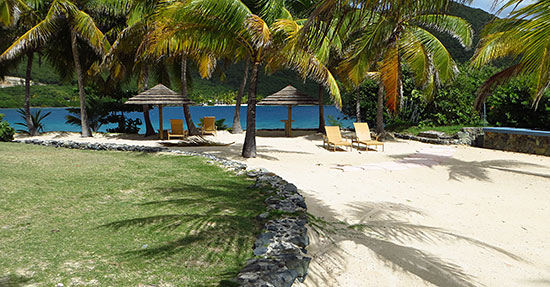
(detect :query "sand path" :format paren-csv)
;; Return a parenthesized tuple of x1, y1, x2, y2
(17, 131, 550, 286)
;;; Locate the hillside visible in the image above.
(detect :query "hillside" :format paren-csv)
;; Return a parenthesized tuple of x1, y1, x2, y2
(1, 3, 495, 108)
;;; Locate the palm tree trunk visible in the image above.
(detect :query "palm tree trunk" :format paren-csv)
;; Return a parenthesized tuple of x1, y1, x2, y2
(71, 30, 92, 137)
(355, 89, 361, 122)
(24, 52, 37, 136)
(141, 67, 155, 136)
(318, 84, 325, 133)
(181, 56, 199, 135)
(376, 83, 385, 134)
(242, 61, 259, 158)
(232, 59, 249, 134)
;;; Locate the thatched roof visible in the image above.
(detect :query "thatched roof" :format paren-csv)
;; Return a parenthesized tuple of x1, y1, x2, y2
(125, 84, 195, 105)
(258, 85, 318, 105)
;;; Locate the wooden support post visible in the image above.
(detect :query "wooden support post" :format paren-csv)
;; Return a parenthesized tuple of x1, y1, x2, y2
(287, 105, 292, 137)
(159, 105, 164, 140)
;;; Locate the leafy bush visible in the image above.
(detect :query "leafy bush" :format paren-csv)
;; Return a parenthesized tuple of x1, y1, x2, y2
(340, 65, 487, 129)
(65, 87, 142, 133)
(0, 114, 15, 141)
(105, 116, 142, 134)
(486, 77, 550, 129)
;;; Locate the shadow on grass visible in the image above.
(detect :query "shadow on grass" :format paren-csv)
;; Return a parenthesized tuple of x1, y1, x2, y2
(100, 181, 267, 285)
(0, 274, 32, 287)
(304, 197, 522, 287)
(389, 153, 546, 182)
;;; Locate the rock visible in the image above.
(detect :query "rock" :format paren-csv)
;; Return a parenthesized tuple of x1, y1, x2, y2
(257, 212, 270, 220)
(418, 130, 452, 139)
(284, 183, 298, 193)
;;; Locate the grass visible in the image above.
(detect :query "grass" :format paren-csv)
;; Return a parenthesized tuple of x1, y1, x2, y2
(388, 125, 472, 136)
(0, 143, 266, 287)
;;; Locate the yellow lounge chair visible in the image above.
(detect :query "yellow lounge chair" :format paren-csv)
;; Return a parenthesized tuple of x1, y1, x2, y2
(168, 119, 187, 140)
(352, 122, 384, 152)
(323, 126, 352, 151)
(201, 116, 217, 135)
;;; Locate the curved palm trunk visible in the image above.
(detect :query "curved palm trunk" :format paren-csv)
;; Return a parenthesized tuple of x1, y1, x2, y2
(356, 89, 361, 122)
(181, 56, 199, 135)
(143, 105, 155, 136)
(141, 68, 155, 136)
(318, 84, 325, 133)
(242, 61, 259, 158)
(376, 83, 385, 134)
(24, 52, 37, 136)
(232, 60, 249, 134)
(71, 30, 92, 137)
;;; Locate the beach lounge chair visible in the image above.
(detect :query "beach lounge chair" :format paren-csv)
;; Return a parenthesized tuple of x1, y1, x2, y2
(168, 119, 187, 140)
(323, 126, 352, 151)
(352, 122, 384, 152)
(201, 116, 217, 135)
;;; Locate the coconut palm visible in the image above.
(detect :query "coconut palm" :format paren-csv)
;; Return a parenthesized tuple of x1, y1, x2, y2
(98, 0, 169, 136)
(1, 0, 110, 137)
(0, 0, 45, 136)
(471, 0, 550, 110)
(336, 8, 473, 134)
(148, 0, 325, 157)
(269, 16, 343, 132)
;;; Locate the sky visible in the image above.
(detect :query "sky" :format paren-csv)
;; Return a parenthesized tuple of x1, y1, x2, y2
(468, 0, 534, 17)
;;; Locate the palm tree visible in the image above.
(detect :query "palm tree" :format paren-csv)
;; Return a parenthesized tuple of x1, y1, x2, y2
(147, 0, 287, 157)
(99, 0, 167, 136)
(1, 0, 110, 137)
(0, 0, 44, 136)
(269, 16, 342, 133)
(158, 0, 342, 157)
(336, 9, 473, 134)
(471, 0, 550, 109)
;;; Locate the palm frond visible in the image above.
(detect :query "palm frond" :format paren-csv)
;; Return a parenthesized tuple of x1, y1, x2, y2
(409, 26, 457, 83)
(474, 64, 523, 110)
(413, 14, 473, 48)
(380, 43, 400, 113)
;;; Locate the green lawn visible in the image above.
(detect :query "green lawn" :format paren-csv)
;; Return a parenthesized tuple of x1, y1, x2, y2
(0, 143, 266, 287)
(390, 125, 472, 136)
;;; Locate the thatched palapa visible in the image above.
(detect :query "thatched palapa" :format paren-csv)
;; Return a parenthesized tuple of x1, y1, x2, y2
(125, 84, 195, 106)
(258, 85, 319, 137)
(258, 85, 318, 106)
(125, 84, 195, 139)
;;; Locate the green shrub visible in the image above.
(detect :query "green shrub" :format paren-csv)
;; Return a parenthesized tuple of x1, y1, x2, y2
(486, 77, 550, 129)
(0, 114, 15, 142)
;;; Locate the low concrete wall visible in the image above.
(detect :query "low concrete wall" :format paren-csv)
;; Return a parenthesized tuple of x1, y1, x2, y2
(483, 128, 550, 156)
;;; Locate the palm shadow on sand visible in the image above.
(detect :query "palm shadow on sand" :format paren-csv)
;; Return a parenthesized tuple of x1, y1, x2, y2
(304, 197, 523, 287)
(388, 153, 548, 182)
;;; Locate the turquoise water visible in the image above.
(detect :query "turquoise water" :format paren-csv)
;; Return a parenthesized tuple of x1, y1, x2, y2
(0, 105, 353, 133)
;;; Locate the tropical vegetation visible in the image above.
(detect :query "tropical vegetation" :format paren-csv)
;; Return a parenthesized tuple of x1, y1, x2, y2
(0, 0, 549, 156)
(0, 113, 14, 141)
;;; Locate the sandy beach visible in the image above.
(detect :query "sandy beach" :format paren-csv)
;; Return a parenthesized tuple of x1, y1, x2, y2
(15, 130, 550, 287)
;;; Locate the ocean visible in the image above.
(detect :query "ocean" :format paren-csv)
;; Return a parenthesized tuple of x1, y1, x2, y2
(0, 105, 354, 133)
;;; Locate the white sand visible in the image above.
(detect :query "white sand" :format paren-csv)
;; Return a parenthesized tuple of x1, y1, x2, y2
(17, 131, 550, 286)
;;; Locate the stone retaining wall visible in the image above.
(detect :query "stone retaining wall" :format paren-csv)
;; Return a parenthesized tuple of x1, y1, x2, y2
(394, 127, 484, 146)
(484, 132, 550, 156)
(12, 139, 311, 286)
